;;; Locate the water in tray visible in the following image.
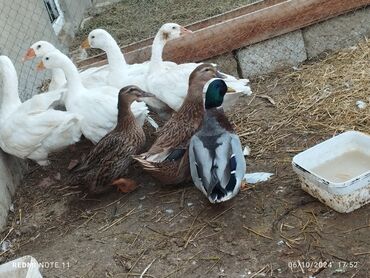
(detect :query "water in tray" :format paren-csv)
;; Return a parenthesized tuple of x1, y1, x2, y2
(311, 150, 370, 183)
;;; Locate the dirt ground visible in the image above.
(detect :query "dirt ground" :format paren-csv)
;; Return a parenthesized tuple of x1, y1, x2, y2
(2, 1, 370, 273)
(1, 57, 369, 277)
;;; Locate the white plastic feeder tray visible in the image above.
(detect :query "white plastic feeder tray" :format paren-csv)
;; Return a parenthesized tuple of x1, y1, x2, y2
(292, 131, 370, 213)
(0, 256, 42, 278)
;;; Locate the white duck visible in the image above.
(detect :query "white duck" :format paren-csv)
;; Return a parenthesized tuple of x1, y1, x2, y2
(23, 41, 108, 91)
(37, 51, 151, 144)
(0, 55, 82, 166)
(81, 29, 148, 89)
(147, 23, 252, 111)
(81, 29, 172, 119)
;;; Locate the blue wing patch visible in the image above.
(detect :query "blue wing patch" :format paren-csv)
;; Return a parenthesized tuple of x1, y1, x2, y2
(225, 153, 237, 192)
(230, 154, 236, 171)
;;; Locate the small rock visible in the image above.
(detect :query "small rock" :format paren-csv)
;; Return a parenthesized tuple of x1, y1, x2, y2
(333, 268, 346, 274)
(165, 209, 174, 214)
(9, 204, 15, 213)
(54, 172, 61, 181)
(173, 238, 185, 247)
(125, 261, 132, 270)
(139, 196, 146, 201)
(356, 100, 367, 109)
(20, 224, 38, 235)
(187, 202, 193, 207)
(68, 159, 79, 170)
(37, 177, 54, 188)
(1, 240, 12, 252)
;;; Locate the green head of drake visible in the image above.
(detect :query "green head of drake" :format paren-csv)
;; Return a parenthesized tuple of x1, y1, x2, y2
(204, 79, 228, 109)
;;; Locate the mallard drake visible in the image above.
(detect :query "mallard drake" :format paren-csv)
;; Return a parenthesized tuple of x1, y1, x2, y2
(23, 41, 108, 91)
(146, 23, 252, 111)
(133, 63, 224, 185)
(81, 29, 173, 120)
(37, 51, 153, 144)
(0, 55, 82, 166)
(189, 79, 246, 203)
(69, 86, 153, 194)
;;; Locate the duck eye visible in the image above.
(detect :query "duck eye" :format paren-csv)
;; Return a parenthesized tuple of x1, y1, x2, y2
(91, 36, 95, 39)
(37, 45, 41, 49)
(45, 57, 49, 61)
(172, 26, 176, 30)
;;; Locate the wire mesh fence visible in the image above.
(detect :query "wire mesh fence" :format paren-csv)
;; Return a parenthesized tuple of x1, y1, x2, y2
(0, 0, 90, 101)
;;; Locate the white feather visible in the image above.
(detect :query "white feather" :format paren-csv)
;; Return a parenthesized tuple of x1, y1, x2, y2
(243, 172, 273, 184)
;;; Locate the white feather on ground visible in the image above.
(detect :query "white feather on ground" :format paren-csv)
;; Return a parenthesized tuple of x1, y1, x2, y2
(243, 172, 273, 184)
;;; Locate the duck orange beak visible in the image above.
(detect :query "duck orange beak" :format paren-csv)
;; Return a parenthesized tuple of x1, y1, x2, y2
(36, 61, 46, 71)
(81, 38, 90, 49)
(22, 48, 36, 62)
(180, 26, 193, 36)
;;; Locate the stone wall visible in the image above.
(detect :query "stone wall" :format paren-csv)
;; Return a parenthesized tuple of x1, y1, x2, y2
(232, 7, 370, 78)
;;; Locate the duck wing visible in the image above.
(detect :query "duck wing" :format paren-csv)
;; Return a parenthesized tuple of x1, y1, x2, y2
(189, 132, 246, 203)
(147, 65, 195, 111)
(0, 109, 80, 159)
(71, 132, 137, 183)
(79, 65, 110, 88)
(143, 110, 201, 163)
(22, 89, 65, 112)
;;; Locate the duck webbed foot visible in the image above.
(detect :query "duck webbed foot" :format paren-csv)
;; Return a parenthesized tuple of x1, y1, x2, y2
(112, 178, 138, 193)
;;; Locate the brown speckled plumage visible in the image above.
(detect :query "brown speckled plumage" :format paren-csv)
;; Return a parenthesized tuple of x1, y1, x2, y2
(69, 86, 147, 194)
(133, 64, 221, 185)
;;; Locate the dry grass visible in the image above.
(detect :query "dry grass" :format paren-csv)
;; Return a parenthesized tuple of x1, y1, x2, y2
(231, 38, 370, 158)
(280, 40, 370, 133)
(72, 0, 257, 50)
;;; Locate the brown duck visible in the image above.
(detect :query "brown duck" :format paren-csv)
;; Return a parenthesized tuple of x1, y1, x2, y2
(133, 64, 224, 185)
(69, 86, 154, 194)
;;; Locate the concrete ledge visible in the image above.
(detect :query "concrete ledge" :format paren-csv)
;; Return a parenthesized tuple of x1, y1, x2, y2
(303, 7, 370, 59)
(236, 7, 370, 78)
(0, 152, 25, 231)
(237, 30, 307, 77)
